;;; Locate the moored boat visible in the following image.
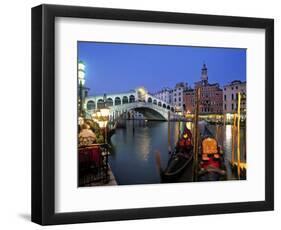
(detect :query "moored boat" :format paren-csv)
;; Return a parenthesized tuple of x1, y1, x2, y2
(198, 131, 226, 181)
(156, 127, 193, 183)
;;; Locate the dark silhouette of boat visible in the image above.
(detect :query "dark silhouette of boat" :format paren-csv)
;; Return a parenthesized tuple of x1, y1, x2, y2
(156, 127, 193, 183)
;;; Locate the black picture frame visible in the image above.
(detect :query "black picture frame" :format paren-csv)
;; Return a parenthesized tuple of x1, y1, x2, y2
(31, 4, 274, 225)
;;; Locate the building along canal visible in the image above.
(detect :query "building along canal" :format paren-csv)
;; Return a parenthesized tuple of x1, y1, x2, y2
(108, 120, 246, 185)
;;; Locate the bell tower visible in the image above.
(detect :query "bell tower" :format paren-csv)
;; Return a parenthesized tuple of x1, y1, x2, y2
(201, 63, 208, 85)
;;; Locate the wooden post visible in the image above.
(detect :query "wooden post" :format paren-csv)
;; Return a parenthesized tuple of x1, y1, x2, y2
(178, 116, 181, 140)
(168, 111, 171, 151)
(193, 87, 200, 182)
(132, 111, 135, 135)
(237, 93, 241, 179)
(231, 113, 237, 164)
(216, 125, 219, 141)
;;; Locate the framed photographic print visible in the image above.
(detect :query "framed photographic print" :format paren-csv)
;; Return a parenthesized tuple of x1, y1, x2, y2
(31, 4, 274, 225)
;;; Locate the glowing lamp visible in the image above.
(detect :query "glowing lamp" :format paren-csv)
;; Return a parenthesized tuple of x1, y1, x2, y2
(100, 108, 110, 117)
(78, 61, 86, 86)
(97, 120, 108, 129)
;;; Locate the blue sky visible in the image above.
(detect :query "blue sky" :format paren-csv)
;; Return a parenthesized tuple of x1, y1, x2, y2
(78, 41, 246, 95)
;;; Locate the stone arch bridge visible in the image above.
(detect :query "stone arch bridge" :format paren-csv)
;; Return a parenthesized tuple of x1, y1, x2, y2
(84, 88, 177, 121)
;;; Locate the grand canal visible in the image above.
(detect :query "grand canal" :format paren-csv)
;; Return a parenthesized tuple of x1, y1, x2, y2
(109, 120, 246, 185)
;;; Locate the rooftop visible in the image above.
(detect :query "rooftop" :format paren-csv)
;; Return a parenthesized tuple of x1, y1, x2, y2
(224, 80, 246, 87)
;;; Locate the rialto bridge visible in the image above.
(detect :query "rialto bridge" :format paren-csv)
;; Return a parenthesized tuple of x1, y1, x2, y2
(84, 87, 177, 121)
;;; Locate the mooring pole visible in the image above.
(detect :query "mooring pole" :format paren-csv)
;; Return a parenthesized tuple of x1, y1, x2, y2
(231, 113, 237, 165)
(178, 117, 181, 140)
(237, 92, 241, 179)
(193, 87, 200, 182)
(132, 111, 135, 135)
(216, 125, 219, 141)
(168, 111, 171, 152)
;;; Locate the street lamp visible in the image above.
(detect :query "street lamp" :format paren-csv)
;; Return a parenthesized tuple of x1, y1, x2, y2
(78, 61, 86, 116)
(91, 107, 110, 143)
(100, 108, 110, 118)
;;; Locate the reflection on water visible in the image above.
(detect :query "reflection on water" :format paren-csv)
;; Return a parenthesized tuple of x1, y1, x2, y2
(109, 121, 246, 185)
(207, 124, 246, 179)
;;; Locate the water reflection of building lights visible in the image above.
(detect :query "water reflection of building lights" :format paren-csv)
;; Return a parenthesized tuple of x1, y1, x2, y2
(226, 113, 232, 122)
(225, 124, 232, 140)
(137, 133, 151, 161)
(173, 123, 180, 146)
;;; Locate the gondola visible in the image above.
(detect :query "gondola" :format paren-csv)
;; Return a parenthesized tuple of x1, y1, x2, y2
(198, 127, 226, 181)
(156, 127, 193, 183)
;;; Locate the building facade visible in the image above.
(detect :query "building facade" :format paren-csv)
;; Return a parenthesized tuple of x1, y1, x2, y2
(183, 89, 194, 114)
(153, 87, 172, 104)
(223, 80, 246, 114)
(171, 82, 187, 113)
(153, 82, 188, 113)
(183, 64, 223, 114)
(197, 83, 223, 114)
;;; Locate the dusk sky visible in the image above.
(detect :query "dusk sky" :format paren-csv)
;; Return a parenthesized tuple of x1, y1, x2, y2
(78, 41, 246, 95)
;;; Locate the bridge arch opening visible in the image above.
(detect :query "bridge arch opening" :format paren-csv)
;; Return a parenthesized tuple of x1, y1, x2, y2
(171, 107, 175, 112)
(163, 103, 166, 108)
(122, 96, 128, 104)
(153, 99, 157, 105)
(158, 101, 162, 107)
(129, 95, 135, 103)
(147, 97, 152, 103)
(86, 100, 96, 110)
(167, 105, 170, 110)
(134, 107, 166, 121)
(97, 99, 104, 109)
(114, 97, 121, 106)
(106, 97, 113, 106)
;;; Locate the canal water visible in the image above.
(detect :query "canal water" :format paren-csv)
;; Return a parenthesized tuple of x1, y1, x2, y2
(109, 120, 246, 185)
